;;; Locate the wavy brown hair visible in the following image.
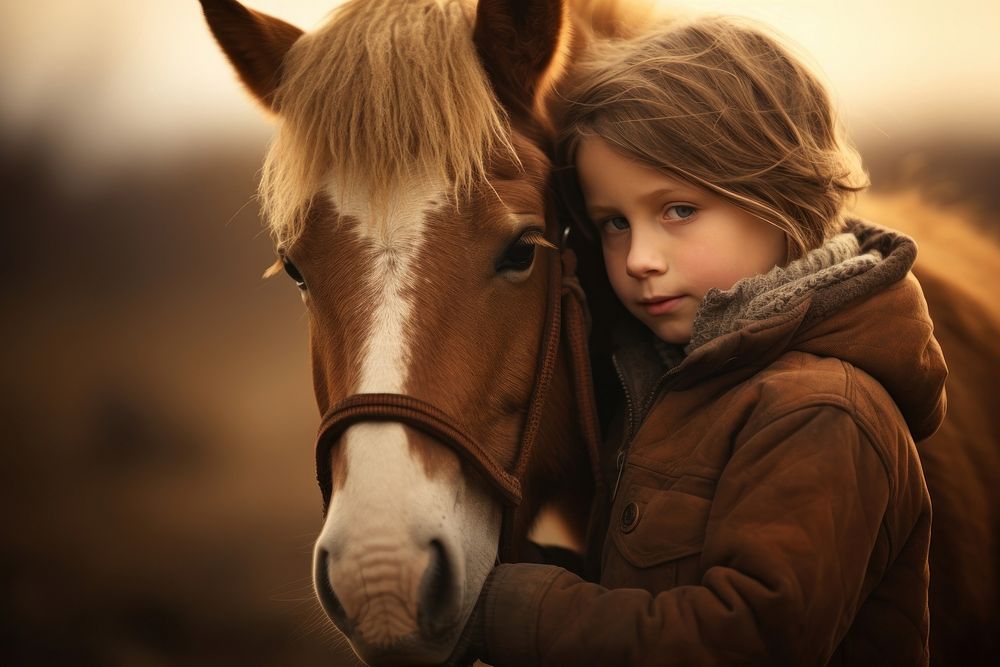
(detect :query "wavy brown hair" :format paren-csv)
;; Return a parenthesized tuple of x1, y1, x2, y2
(557, 15, 869, 260)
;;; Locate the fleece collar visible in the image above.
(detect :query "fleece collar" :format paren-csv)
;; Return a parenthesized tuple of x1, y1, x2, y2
(687, 231, 882, 353)
(611, 220, 946, 440)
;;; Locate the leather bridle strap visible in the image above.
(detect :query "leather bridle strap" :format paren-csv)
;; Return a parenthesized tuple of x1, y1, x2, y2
(315, 393, 522, 509)
(509, 232, 564, 482)
(559, 249, 605, 498)
(314, 235, 565, 517)
(497, 246, 605, 561)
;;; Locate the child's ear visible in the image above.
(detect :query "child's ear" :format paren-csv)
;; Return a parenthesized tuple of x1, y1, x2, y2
(199, 0, 304, 112)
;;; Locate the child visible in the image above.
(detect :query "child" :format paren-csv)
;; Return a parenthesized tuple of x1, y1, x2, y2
(457, 15, 947, 666)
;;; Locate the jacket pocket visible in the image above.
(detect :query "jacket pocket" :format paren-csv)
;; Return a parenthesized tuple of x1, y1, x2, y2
(602, 478, 713, 594)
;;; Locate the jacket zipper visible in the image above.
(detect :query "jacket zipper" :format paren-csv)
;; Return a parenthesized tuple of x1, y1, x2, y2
(637, 371, 677, 424)
(610, 355, 636, 503)
(610, 355, 680, 503)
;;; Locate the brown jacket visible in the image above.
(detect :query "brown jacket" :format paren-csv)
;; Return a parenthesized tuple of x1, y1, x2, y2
(482, 221, 947, 666)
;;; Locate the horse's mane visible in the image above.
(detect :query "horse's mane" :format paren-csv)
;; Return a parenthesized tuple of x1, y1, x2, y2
(569, 0, 668, 40)
(261, 0, 518, 247)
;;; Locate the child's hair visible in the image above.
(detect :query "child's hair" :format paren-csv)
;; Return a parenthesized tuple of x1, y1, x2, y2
(557, 15, 869, 260)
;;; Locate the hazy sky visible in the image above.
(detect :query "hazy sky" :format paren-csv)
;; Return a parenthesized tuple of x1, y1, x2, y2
(1, 0, 997, 171)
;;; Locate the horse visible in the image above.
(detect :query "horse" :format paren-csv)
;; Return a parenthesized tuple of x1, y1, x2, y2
(200, 0, 1000, 664)
(199, 0, 600, 663)
(853, 192, 1000, 666)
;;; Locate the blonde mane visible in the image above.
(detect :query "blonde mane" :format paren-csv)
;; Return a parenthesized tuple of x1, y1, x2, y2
(261, 0, 519, 247)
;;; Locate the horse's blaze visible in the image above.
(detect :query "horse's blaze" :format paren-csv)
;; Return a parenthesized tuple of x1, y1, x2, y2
(308, 143, 556, 660)
(312, 183, 502, 654)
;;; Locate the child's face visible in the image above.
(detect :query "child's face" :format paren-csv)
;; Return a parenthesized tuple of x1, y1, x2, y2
(576, 137, 787, 344)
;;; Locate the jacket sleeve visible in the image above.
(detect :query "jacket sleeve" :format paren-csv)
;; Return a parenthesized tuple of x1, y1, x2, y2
(482, 405, 894, 666)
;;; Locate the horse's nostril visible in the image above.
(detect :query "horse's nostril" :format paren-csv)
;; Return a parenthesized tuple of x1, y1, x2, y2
(314, 548, 351, 633)
(418, 539, 459, 640)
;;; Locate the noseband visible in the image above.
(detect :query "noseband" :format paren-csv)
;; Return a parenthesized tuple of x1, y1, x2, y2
(314, 225, 602, 560)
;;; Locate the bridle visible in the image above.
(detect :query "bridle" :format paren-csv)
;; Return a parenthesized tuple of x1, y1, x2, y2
(314, 223, 603, 561)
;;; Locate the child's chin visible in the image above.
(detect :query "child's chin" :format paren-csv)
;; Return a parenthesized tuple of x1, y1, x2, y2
(647, 321, 691, 345)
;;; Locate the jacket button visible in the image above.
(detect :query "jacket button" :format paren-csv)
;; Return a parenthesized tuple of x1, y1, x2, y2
(621, 502, 639, 532)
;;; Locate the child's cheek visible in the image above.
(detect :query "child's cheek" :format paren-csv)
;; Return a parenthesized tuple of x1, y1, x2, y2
(602, 242, 633, 299)
(681, 240, 758, 296)
(676, 243, 725, 295)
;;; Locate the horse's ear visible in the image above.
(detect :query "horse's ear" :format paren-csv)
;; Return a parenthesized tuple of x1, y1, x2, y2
(199, 0, 304, 112)
(473, 0, 569, 124)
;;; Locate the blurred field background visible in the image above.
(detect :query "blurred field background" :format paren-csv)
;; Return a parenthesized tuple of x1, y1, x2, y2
(1, 0, 997, 664)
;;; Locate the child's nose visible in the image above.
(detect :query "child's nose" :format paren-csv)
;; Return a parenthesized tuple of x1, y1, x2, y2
(626, 237, 667, 278)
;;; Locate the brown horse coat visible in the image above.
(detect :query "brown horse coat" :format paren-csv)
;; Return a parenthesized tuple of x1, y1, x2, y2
(479, 221, 946, 666)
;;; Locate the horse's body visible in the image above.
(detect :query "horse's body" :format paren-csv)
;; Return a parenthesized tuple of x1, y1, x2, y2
(200, 0, 1000, 664)
(856, 193, 1000, 665)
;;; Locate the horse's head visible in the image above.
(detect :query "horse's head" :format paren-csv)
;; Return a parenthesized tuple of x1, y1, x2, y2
(200, 0, 581, 663)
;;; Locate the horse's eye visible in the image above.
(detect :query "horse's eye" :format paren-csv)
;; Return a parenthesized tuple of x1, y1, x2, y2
(496, 238, 537, 274)
(282, 256, 307, 289)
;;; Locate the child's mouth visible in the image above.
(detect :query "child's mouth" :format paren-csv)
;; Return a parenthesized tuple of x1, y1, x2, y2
(640, 295, 684, 316)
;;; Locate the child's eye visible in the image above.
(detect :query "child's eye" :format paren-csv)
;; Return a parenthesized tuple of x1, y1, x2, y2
(600, 216, 630, 234)
(664, 204, 697, 221)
